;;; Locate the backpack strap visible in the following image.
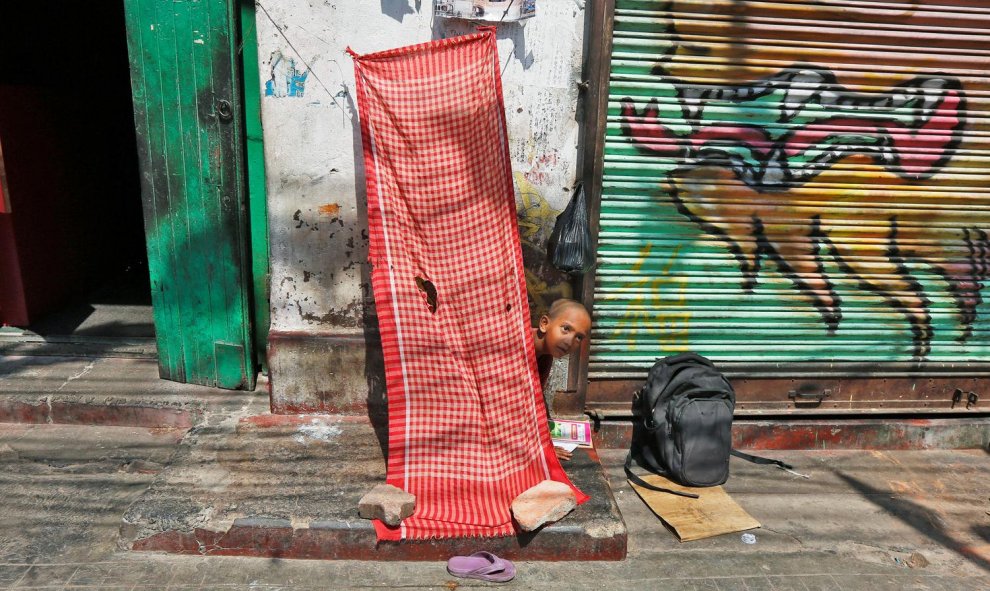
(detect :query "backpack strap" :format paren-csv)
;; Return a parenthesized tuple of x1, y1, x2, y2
(730, 448, 793, 470)
(624, 451, 700, 499)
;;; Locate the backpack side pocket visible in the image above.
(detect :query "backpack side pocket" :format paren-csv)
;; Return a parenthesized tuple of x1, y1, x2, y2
(671, 396, 733, 487)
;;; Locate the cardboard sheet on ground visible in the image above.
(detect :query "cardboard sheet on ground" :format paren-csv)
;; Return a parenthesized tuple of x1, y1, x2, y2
(628, 474, 760, 542)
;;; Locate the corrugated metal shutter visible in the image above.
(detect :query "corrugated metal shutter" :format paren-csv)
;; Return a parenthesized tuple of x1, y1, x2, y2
(589, 0, 990, 409)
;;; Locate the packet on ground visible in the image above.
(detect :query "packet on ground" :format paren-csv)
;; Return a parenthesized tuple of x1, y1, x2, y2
(549, 419, 593, 449)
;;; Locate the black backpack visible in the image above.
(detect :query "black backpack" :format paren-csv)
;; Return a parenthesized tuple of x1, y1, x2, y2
(625, 352, 792, 498)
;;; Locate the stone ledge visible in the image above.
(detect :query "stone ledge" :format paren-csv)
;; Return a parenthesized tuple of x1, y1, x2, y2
(0, 399, 195, 429)
(268, 329, 384, 415)
(0, 356, 253, 428)
(592, 417, 990, 450)
(119, 416, 626, 561)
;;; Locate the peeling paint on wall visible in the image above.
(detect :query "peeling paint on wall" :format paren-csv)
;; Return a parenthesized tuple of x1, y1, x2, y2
(524, 150, 559, 186)
(258, 2, 583, 337)
(265, 50, 309, 97)
(256, 0, 587, 410)
(515, 172, 573, 324)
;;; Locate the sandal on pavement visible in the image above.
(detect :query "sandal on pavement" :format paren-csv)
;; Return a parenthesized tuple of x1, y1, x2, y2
(446, 551, 516, 582)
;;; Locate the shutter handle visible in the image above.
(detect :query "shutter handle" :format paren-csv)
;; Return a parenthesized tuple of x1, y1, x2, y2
(788, 388, 831, 403)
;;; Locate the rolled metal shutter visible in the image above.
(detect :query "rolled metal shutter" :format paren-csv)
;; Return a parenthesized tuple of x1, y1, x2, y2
(589, 0, 990, 412)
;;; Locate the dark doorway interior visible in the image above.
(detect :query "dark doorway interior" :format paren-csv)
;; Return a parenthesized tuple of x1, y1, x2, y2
(0, 2, 151, 340)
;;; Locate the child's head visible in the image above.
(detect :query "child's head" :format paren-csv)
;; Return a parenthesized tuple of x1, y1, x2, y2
(537, 299, 591, 359)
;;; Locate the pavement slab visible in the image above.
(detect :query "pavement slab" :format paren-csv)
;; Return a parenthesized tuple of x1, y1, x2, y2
(0, 552, 985, 590)
(605, 448, 990, 579)
(0, 422, 190, 564)
(0, 362, 988, 588)
(109, 422, 989, 577)
(594, 417, 990, 451)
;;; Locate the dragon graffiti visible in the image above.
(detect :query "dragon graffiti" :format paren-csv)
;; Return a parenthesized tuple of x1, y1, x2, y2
(609, 1, 987, 361)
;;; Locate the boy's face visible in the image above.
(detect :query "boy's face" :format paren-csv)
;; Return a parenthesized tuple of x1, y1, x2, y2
(539, 307, 591, 359)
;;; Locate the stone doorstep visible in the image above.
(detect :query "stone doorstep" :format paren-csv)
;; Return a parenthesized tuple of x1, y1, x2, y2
(0, 398, 197, 429)
(122, 462, 627, 561)
(126, 515, 626, 561)
(119, 414, 627, 561)
(0, 338, 158, 359)
(0, 356, 263, 429)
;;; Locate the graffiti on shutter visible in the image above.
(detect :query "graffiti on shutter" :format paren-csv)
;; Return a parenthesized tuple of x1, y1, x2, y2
(595, 0, 990, 370)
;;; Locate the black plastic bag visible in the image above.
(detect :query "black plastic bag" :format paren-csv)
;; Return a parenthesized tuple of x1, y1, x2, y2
(547, 184, 593, 275)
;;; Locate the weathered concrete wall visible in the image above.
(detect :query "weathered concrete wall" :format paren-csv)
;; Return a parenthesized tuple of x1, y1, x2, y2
(257, 1, 586, 412)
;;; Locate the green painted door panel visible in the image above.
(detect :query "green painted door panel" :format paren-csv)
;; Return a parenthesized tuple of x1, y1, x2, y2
(124, 0, 255, 390)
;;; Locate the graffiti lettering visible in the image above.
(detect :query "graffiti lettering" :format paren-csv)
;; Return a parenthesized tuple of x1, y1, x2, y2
(615, 244, 691, 351)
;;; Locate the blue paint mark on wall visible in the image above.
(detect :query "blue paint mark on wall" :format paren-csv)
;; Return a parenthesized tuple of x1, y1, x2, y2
(265, 51, 309, 98)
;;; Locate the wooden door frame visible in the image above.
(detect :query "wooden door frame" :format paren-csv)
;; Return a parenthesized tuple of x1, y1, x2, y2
(572, 0, 616, 408)
(239, 0, 271, 375)
(0, 138, 9, 214)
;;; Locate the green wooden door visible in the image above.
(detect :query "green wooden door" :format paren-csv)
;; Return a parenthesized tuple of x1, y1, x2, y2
(124, 0, 255, 390)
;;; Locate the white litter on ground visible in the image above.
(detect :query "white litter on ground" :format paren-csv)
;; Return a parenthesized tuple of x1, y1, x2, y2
(293, 419, 343, 445)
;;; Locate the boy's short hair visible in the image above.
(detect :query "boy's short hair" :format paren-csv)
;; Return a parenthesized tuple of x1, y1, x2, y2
(547, 298, 589, 320)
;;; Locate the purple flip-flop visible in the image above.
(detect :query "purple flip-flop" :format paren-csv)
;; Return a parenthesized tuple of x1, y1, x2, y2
(446, 551, 516, 582)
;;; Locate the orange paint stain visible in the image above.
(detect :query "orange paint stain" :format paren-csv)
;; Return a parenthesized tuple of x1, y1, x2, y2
(319, 203, 341, 216)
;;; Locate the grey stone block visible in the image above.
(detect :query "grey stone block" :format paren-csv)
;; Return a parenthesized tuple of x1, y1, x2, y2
(357, 483, 415, 526)
(511, 479, 577, 532)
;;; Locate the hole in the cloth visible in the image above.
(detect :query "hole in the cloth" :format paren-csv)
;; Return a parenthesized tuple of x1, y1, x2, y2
(415, 277, 438, 314)
(506, 303, 512, 312)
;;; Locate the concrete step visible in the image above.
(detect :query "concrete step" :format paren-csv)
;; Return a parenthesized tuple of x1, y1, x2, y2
(0, 333, 157, 359)
(592, 416, 990, 451)
(0, 355, 259, 428)
(119, 414, 627, 561)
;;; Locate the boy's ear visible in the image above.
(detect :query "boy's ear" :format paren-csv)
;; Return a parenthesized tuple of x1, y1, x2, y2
(538, 314, 550, 332)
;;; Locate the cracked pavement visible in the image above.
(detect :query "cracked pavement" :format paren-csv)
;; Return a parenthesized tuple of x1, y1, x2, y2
(0, 418, 988, 590)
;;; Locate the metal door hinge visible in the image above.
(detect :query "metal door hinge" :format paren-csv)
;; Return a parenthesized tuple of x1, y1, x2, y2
(586, 409, 604, 432)
(953, 388, 979, 409)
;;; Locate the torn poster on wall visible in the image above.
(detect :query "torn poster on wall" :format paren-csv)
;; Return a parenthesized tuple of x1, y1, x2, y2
(434, 0, 535, 21)
(265, 51, 308, 98)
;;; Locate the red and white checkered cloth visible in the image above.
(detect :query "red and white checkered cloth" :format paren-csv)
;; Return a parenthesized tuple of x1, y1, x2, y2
(350, 29, 587, 541)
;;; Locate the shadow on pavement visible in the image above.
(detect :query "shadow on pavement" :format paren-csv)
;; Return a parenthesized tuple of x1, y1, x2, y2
(835, 471, 990, 573)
